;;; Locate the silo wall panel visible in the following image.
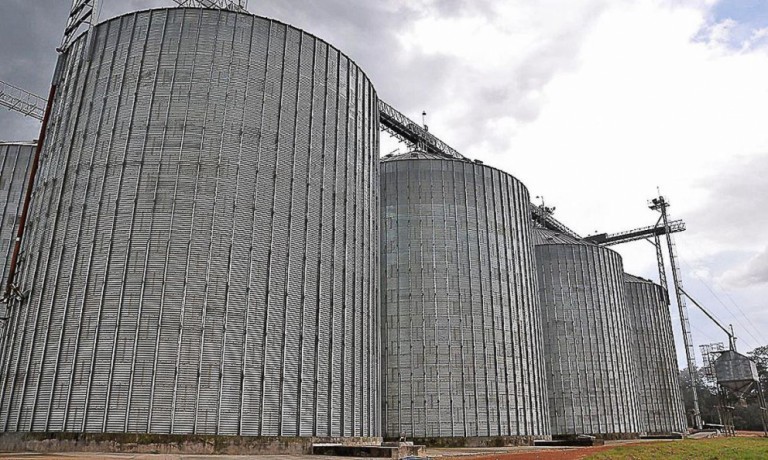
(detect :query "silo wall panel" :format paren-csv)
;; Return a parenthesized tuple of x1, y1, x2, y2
(535, 242, 640, 437)
(0, 143, 34, 293)
(0, 143, 35, 345)
(381, 157, 550, 441)
(0, 7, 380, 438)
(625, 277, 687, 434)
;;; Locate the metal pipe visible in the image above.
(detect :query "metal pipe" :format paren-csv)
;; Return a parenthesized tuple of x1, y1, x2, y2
(679, 287, 736, 351)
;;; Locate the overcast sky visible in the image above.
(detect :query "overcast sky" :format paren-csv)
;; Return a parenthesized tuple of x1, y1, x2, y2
(1, 0, 766, 367)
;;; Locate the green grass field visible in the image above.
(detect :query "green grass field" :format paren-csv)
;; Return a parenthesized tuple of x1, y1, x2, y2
(587, 437, 768, 459)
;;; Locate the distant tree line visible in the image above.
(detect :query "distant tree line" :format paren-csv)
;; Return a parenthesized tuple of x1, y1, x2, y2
(678, 345, 768, 431)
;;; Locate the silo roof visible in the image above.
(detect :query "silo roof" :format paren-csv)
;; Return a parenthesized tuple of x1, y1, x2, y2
(380, 150, 470, 162)
(624, 273, 655, 284)
(531, 227, 588, 246)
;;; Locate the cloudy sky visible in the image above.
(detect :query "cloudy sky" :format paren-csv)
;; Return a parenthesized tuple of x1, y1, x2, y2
(1, 0, 766, 366)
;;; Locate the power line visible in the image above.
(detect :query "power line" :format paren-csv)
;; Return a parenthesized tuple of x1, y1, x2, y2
(677, 241, 764, 345)
(676, 251, 763, 350)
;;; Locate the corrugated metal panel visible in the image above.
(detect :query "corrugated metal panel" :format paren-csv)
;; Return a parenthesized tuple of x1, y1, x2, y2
(624, 274, 687, 434)
(0, 142, 35, 345)
(534, 228, 640, 436)
(0, 143, 34, 291)
(381, 156, 550, 439)
(0, 7, 380, 437)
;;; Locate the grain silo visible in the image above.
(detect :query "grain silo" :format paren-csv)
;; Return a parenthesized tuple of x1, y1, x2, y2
(624, 274, 687, 434)
(0, 142, 35, 321)
(0, 7, 380, 441)
(533, 228, 640, 438)
(381, 152, 550, 444)
(0, 143, 34, 283)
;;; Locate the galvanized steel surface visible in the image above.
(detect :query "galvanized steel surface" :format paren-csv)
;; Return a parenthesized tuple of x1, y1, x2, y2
(0, 143, 34, 292)
(381, 155, 550, 439)
(534, 228, 640, 436)
(714, 350, 759, 393)
(624, 274, 686, 434)
(0, 8, 380, 437)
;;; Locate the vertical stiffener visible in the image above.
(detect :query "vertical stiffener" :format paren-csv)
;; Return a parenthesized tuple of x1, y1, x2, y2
(381, 152, 550, 442)
(533, 228, 640, 438)
(0, 7, 380, 437)
(624, 274, 686, 434)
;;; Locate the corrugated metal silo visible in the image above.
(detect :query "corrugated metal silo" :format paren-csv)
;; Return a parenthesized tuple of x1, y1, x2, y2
(624, 274, 686, 434)
(0, 142, 34, 289)
(533, 228, 640, 438)
(381, 152, 550, 443)
(0, 7, 380, 438)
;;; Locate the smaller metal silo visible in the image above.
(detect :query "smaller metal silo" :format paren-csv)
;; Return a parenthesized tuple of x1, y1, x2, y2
(714, 350, 760, 395)
(381, 151, 551, 444)
(624, 274, 687, 434)
(712, 350, 768, 435)
(0, 142, 34, 302)
(533, 227, 640, 438)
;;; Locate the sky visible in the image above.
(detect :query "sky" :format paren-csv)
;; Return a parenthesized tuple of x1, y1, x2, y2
(0, 0, 766, 368)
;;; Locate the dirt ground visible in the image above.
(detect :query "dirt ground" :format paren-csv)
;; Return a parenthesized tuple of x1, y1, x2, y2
(428, 439, 662, 460)
(0, 432, 764, 460)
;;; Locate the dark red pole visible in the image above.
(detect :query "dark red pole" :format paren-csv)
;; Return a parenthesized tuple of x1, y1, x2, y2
(3, 83, 58, 299)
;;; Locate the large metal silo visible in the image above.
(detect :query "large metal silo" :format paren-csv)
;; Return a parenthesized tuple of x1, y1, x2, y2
(0, 8, 380, 439)
(381, 152, 550, 444)
(624, 273, 687, 434)
(533, 228, 640, 438)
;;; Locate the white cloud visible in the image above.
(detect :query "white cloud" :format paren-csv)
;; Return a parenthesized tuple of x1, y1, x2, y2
(377, 0, 768, 353)
(720, 246, 768, 288)
(2, 0, 767, 357)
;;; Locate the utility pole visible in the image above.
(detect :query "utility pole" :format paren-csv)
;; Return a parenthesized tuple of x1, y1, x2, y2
(650, 195, 702, 429)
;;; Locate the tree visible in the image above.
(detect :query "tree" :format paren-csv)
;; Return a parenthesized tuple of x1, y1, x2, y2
(678, 367, 719, 427)
(748, 345, 768, 387)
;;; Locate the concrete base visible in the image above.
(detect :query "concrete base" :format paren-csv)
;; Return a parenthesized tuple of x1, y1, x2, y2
(313, 442, 425, 459)
(641, 432, 685, 440)
(553, 432, 640, 441)
(384, 435, 549, 448)
(536, 435, 604, 447)
(0, 432, 382, 455)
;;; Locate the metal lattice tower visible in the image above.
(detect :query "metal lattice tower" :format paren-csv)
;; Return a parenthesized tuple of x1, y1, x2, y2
(700, 342, 725, 384)
(583, 219, 685, 245)
(0, 80, 46, 121)
(378, 100, 465, 159)
(60, 0, 97, 52)
(653, 231, 670, 300)
(171, 0, 249, 12)
(650, 195, 702, 429)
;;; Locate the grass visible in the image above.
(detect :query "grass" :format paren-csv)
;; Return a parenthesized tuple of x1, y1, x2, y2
(587, 437, 768, 459)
